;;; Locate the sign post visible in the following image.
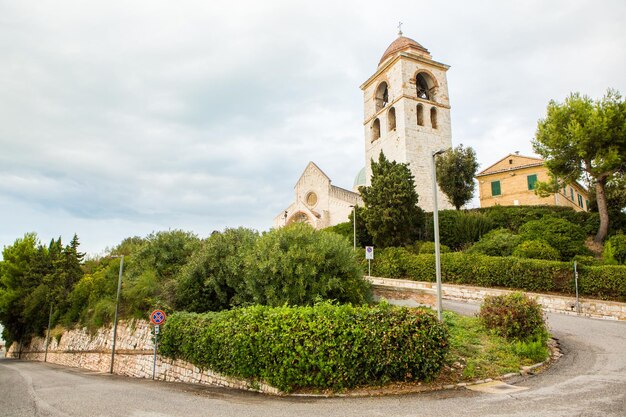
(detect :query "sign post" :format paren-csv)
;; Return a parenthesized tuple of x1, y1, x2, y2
(149, 309, 166, 380)
(365, 246, 374, 277)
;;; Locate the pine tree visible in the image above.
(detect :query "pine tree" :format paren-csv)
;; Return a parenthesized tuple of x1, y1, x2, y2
(435, 144, 479, 210)
(359, 153, 424, 247)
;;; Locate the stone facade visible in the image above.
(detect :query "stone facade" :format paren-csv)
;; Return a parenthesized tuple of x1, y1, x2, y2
(6, 320, 281, 395)
(273, 162, 362, 229)
(476, 153, 590, 212)
(360, 35, 454, 212)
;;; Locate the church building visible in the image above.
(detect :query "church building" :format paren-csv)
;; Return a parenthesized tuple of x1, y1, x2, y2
(274, 30, 454, 229)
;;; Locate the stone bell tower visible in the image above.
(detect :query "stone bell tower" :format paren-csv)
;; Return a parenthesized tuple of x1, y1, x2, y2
(360, 30, 453, 211)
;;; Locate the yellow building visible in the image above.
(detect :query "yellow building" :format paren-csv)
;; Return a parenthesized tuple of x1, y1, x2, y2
(476, 153, 590, 212)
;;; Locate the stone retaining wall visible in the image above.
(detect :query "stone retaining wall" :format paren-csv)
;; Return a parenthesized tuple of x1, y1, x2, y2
(6, 320, 280, 395)
(369, 277, 626, 321)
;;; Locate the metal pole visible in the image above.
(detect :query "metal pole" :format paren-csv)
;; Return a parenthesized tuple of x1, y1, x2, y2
(152, 326, 158, 380)
(432, 151, 444, 321)
(352, 205, 357, 250)
(110, 255, 124, 374)
(574, 261, 580, 314)
(44, 303, 53, 362)
(368, 259, 371, 277)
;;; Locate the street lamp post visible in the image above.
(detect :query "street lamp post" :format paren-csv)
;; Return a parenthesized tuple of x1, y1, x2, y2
(350, 205, 357, 250)
(110, 255, 124, 374)
(432, 148, 449, 321)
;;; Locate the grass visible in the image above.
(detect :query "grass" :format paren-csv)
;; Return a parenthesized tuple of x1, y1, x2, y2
(442, 310, 549, 381)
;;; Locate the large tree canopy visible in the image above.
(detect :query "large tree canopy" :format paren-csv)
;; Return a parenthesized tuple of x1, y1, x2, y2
(359, 152, 424, 247)
(533, 89, 626, 242)
(435, 144, 479, 210)
(0, 233, 85, 345)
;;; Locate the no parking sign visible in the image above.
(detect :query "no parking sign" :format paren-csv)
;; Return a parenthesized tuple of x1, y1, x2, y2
(150, 309, 166, 325)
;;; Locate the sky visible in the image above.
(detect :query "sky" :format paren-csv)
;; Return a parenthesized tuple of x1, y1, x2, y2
(1, 0, 625, 257)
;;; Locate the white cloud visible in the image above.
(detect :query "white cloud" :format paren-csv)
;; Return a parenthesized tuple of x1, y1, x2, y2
(1, 0, 625, 255)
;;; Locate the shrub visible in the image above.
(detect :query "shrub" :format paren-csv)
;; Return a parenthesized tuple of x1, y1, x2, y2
(479, 292, 546, 341)
(478, 205, 599, 234)
(511, 335, 550, 363)
(513, 240, 560, 261)
(246, 223, 371, 306)
(175, 228, 258, 312)
(423, 210, 495, 250)
(369, 247, 412, 278)
(466, 228, 522, 257)
(603, 233, 626, 265)
(159, 303, 449, 392)
(419, 241, 451, 254)
(518, 216, 587, 260)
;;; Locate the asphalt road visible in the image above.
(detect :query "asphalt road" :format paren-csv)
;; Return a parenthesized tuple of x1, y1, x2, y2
(1, 301, 624, 417)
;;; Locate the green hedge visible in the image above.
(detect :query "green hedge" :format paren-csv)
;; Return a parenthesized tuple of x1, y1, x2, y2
(159, 303, 449, 392)
(369, 248, 626, 301)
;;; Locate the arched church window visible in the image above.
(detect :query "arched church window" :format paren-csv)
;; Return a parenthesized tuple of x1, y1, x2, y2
(375, 82, 389, 111)
(416, 104, 424, 126)
(372, 118, 381, 141)
(306, 192, 318, 208)
(430, 107, 438, 129)
(290, 212, 310, 224)
(388, 107, 396, 131)
(416, 73, 435, 101)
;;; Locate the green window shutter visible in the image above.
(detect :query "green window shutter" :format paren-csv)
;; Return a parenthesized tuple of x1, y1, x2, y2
(570, 187, 574, 200)
(527, 174, 538, 190)
(491, 180, 501, 196)
(586, 199, 589, 210)
(578, 194, 583, 207)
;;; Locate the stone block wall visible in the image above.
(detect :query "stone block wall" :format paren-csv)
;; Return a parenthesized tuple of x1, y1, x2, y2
(6, 320, 280, 395)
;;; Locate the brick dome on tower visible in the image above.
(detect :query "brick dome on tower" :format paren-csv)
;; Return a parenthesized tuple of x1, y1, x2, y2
(378, 36, 430, 66)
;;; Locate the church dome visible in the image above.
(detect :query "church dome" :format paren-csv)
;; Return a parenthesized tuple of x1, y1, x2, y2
(379, 36, 430, 66)
(353, 167, 366, 191)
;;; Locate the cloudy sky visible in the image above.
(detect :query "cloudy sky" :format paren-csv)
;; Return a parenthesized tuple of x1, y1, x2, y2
(1, 0, 625, 256)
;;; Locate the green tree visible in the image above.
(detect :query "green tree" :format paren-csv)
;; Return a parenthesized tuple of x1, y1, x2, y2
(175, 228, 258, 312)
(123, 230, 201, 315)
(435, 144, 479, 210)
(359, 153, 424, 247)
(533, 89, 626, 242)
(245, 223, 371, 306)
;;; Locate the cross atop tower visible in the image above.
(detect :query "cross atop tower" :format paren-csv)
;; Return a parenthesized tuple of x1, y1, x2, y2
(397, 21, 403, 36)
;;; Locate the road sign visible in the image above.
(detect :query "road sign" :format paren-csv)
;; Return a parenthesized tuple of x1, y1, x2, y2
(150, 310, 166, 325)
(365, 246, 374, 260)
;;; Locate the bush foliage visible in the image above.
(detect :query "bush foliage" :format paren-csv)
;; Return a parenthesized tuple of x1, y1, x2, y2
(423, 210, 495, 250)
(479, 292, 546, 341)
(159, 303, 449, 392)
(467, 228, 522, 257)
(512, 239, 560, 261)
(603, 233, 626, 265)
(518, 216, 588, 260)
(175, 228, 258, 312)
(246, 223, 371, 306)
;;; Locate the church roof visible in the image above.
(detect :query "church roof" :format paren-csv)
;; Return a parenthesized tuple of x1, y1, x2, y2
(379, 35, 430, 66)
(353, 167, 366, 189)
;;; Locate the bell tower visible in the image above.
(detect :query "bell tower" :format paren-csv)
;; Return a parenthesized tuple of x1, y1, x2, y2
(360, 31, 453, 211)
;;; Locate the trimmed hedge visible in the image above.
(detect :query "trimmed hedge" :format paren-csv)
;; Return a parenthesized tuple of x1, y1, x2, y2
(159, 303, 449, 392)
(369, 248, 626, 301)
